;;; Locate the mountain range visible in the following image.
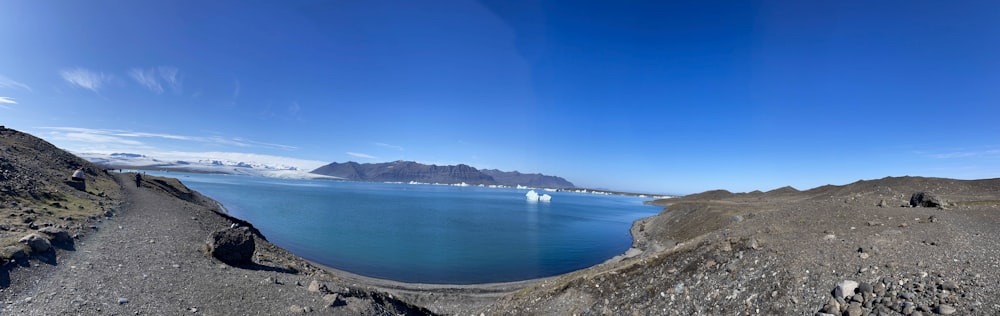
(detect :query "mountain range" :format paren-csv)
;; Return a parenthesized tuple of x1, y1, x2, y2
(310, 161, 575, 188)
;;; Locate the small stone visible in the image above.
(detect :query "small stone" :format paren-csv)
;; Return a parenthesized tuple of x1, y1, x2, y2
(308, 280, 327, 293)
(939, 281, 959, 292)
(850, 294, 863, 303)
(834, 280, 860, 300)
(858, 282, 873, 294)
(288, 305, 306, 314)
(821, 298, 840, 314)
(935, 304, 956, 315)
(929, 215, 938, 223)
(873, 282, 886, 295)
(844, 302, 863, 316)
(117, 297, 129, 305)
(323, 294, 343, 307)
(823, 234, 837, 241)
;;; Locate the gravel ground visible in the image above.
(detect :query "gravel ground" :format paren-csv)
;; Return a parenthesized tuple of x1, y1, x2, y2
(476, 177, 1000, 315)
(2, 174, 432, 316)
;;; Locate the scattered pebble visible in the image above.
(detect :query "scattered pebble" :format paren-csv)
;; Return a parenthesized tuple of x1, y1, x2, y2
(117, 297, 129, 305)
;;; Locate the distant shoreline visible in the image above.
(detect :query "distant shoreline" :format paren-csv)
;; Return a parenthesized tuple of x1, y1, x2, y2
(124, 167, 675, 199)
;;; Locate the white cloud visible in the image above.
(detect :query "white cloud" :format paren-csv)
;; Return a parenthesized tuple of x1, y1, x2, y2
(924, 148, 1000, 159)
(0, 75, 32, 91)
(60, 68, 111, 92)
(129, 66, 181, 94)
(0, 96, 15, 104)
(375, 142, 404, 151)
(38, 127, 298, 151)
(347, 152, 378, 160)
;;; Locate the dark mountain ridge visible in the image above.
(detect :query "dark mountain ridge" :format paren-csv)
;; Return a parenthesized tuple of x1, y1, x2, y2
(310, 161, 575, 188)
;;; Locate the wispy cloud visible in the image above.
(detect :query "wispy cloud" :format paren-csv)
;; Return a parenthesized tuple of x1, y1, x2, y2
(0, 96, 14, 110)
(60, 68, 111, 92)
(39, 127, 298, 151)
(129, 66, 181, 94)
(0, 75, 32, 92)
(347, 152, 378, 160)
(375, 142, 404, 151)
(924, 148, 1000, 159)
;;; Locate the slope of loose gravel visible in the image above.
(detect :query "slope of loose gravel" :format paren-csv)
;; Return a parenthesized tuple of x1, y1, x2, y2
(477, 177, 1000, 315)
(2, 174, 431, 316)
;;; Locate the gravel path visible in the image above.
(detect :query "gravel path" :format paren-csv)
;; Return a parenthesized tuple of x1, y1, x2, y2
(2, 174, 408, 315)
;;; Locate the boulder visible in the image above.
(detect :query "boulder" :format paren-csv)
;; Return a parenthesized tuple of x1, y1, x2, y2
(38, 226, 72, 245)
(19, 233, 52, 253)
(909, 192, 943, 208)
(1, 245, 27, 260)
(206, 227, 255, 265)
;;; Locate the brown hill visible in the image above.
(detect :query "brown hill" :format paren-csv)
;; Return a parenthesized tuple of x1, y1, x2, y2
(477, 176, 1000, 315)
(0, 126, 120, 247)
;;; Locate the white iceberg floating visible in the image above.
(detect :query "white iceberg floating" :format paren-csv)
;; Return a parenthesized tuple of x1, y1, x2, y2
(526, 190, 552, 202)
(526, 190, 539, 202)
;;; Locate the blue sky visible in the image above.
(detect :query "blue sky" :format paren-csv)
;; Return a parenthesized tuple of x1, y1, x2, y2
(1, 1, 998, 194)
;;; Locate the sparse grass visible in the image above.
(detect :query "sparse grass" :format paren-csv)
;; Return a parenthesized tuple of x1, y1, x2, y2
(955, 200, 1000, 207)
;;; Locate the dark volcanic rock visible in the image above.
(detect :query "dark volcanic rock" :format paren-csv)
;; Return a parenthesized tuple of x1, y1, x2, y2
(38, 227, 72, 245)
(206, 227, 255, 265)
(909, 192, 943, 208)
(18, 233, 51, 253)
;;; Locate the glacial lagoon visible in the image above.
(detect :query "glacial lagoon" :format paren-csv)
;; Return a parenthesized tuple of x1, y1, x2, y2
(152, 172, 662, 284)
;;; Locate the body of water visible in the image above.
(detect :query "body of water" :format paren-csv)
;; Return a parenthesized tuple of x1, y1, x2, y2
(150, 172, 662, 284)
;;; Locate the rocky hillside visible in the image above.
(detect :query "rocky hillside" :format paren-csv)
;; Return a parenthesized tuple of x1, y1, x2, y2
(476, 176, 1000, 315)
(311, 160, 575, 188)
(0, 126, 120, 247)
(480, 169, 575, 188)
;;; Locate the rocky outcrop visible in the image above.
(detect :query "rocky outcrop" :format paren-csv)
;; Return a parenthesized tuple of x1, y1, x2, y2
(18, 233, 51, 253)
(910, 192, 944, 208)
(206, 227, 255, 265)
(38, 227, 72, 246)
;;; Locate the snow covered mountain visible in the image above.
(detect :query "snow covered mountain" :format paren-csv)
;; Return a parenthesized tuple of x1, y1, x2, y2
(76, 152, 336, 179)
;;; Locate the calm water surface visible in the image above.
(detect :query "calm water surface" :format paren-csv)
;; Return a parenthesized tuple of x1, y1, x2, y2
(150, 172, 661, 284)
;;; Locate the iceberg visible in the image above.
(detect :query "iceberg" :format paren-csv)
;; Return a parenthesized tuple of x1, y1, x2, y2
(526, 190, 539, 202)
(526, 190, 552, 202)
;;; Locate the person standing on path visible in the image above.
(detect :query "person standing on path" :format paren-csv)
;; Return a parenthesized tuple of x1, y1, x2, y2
(134, 172, 142, 188)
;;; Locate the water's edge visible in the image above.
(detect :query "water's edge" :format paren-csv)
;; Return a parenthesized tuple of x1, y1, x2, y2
(181, 175, 659, 288)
